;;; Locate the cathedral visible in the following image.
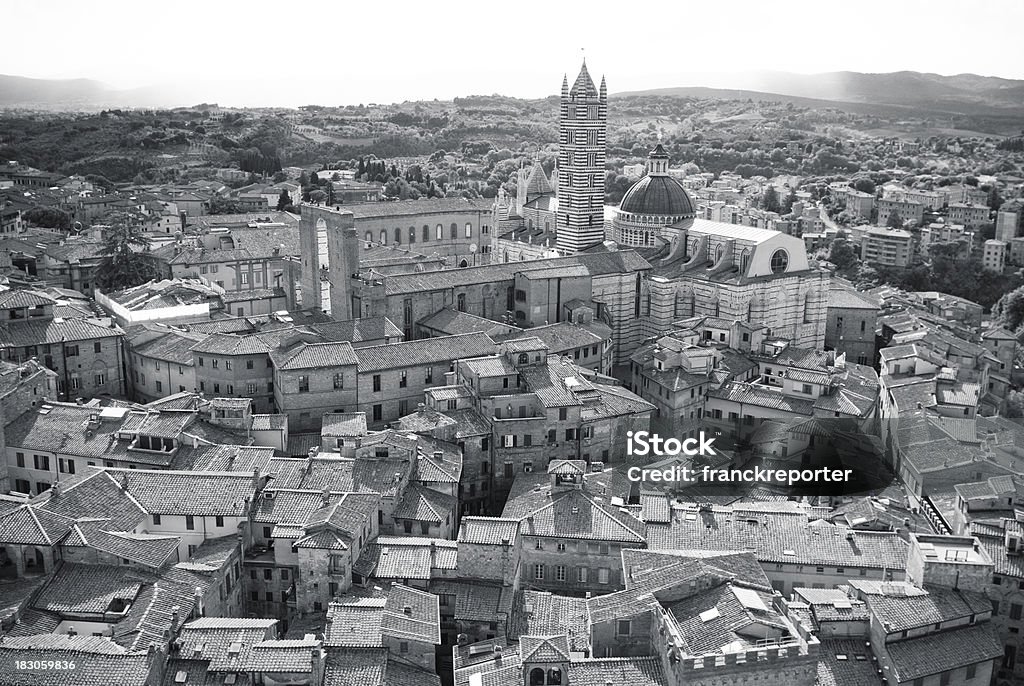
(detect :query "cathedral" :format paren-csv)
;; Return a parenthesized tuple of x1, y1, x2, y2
(493, 61, 828, 354)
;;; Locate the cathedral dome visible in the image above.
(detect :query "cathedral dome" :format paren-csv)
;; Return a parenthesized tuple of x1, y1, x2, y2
(618, 144, 696, 218)
(619, 175, 695, 217)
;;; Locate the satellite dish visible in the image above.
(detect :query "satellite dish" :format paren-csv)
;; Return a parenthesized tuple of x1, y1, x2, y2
(469, 243, 478, 253)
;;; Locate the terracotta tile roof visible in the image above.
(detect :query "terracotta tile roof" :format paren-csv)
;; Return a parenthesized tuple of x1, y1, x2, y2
(393, 483, 456, 523)
(509, 591, 589, 653)
(34, 563, 142, 615)
(384, 660, 442, 686)
(430, 579, 513, 623)
(886, 624, 1001, 682)
(667, 582, 789, 655)
(65, 519, 179, 567)
(354, 333, 496, 373)
(520, 635, 570, 662)
(504, 488, 646, 543)
(0, 317, 124, 348)
(320, 413, 367, 437)
(322, 647, 387, 683)
(457, 517, 519, 546)
(353, 537, 458, 581)
(566, 657, 667, 686)
(853, 581, 992, 633)
(265, 456, 408, 497)
(381, 584, 440, 645)
(0, 504, 74, 546)
(815, 639, 882, 686)
(270, 340, 357, 370)
(324, 601, 386, 647)
(0, 635, 152, 686)
(103, 467, 258, 517)
(647, 507, 907, 570)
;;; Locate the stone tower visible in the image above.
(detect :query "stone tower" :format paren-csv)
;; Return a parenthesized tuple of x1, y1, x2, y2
(556, 61, 607, 254)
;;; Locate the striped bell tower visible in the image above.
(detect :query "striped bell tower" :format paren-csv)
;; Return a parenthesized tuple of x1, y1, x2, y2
(556, 61, 607, 254)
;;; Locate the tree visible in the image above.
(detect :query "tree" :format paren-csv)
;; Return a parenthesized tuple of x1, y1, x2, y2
(762, 187, 781, 213)
(853, 178, 875, 194)
(276, 189, 291, 211)
(781, 189, 798, 214)
(207, 196, 246, 215)
(993, 285, 1024, 332)
(95, 216, 157, 292)
(886, 211, 904, 229)
(1007, 390, 1024, 418)
(23, 207, 71, 230)
(828, 239, 858, 271)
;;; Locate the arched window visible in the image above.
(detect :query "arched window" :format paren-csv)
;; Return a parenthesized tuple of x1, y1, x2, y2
(364, 231, 373, 243)
(422, 224, 430, 242)
(518, 353, 529, 364)
(503, 250, 509, 263)
(457, 293, 466, 311)
(739, 248, 750, 273)
(715, 244, 724, 262)
(547, 668, 562, 685)
(436, 224, 443, 240)
(394, 227, 401, 244)
(529, 668, 545, 686)
(465, 222, 472, 238)
(408, 226, 416, 243)
(459, 259, 469, 268)
(770, 249, 789, 274)
(379, 229, 387, 245)
(450, 222, 458, 239)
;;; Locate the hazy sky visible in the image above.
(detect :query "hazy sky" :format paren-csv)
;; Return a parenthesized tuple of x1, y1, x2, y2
(4, 0, 1023, 107)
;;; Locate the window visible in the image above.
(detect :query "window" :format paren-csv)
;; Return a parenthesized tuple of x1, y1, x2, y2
(555, 565, 566, 581)
(298, 375, 309, 393)
(93, 341, 102, 353)
(465, 223, 472, 238)
(399, 370, 407, 388)
(966, 664, 976, 679)
(423, 225, 430, 242)
(939, 673, 950, 686)
(598, 568, 610, 584)
(247, 383, 257, 395)
(769, 249, 789, 273)
(213, 383, 220, 394)
(373, 374, 381, 392)
(424, 366, 433, 384)
(577, 567, 587, 583)
(616, 620, 631, 636)
(155, 380, 163, 393)
(534, 564, 544, 580)
(264, 569, 273, 580)
(212, 359, 219, 369)
(33, 454, 49, 471)
(1011, 603, 1022, 620)
(224, 360, 232, 371)
(281, 569, 289, 580)
(198, 357, 204, 367)
(450, 222, 457, 239)
(215, 516, 224, 527)
(400, 641, 409, 654)
(372, 404, 382, 422)
(65, 345, 79, 357)
(246, 360, 254, 370)
(185, 515, 195, 530)
(333, 373, 344, 389)
(95, 372, 105, 386)
(436, 224, 443, 240)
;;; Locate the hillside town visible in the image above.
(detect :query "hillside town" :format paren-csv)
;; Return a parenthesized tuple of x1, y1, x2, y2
(0, 60, 1023, 686)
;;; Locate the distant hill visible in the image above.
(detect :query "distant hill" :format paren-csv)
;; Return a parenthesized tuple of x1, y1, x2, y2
(615, 70, 1024, 117)
(0, 74, 171, 109)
